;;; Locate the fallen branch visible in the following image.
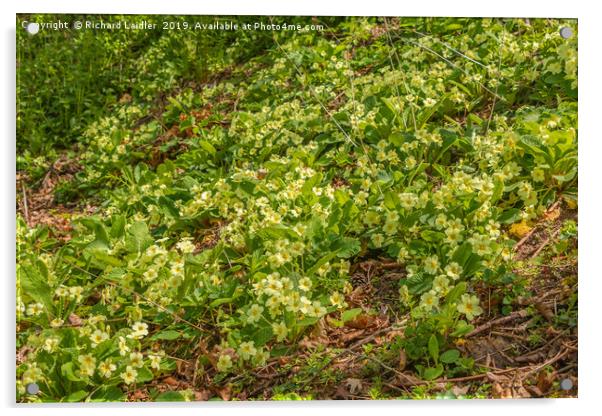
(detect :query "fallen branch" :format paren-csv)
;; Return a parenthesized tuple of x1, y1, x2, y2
(303, 319, 409, 386)
(523, 346, 574, 377)
(513, 226, 539, 251)
(513, 200, 560, 252)
(530, 228, 561, 259)
(392, 347, 573, 387)
(347, 319, 407, 350)
(467, 309, 529, 338)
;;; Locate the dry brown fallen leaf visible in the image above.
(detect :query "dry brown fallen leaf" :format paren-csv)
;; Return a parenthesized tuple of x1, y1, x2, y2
(130, 389, 148, 401)
(492, 382, 513, 399)
(345, 378, 363, 395)
(398, 349, 407, 371)
(451, 385, 470, 396)
(216, 385, 232, 401)
(536, 370, 556, 394)
(194, 390, 212, 401)
(345, 314, 377, 329)
(162, 376, 179, 386)
(68, 313, 82, 326)
(535, 301, 555, 321)
(544, 208, 561, 221)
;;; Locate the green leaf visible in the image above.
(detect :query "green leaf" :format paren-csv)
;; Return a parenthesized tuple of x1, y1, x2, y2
(417, 94, 449, 129)
(80, 217, 110, 247)
(252, 326, 273, 346)
(151, 330, 182, 341)
(91, 386, 125, 402)
(423, 364, 443, 380)
(452, 243, 473, 267)
(125, 221, 154, 253)
(497, 208, 521, 224)
(451, 320, 474, 337)
(110, 215, 126, 238)
(94, 338, 116, 360)
(296, 316, 320, 327)
(440, 349, 461, 364)
(388, 132, 405, 146)
(61, 362, 83, 382)
(519, 135, 547, 157)
(155, 391, 186, 402)
(301, 172, 323, 198)
(136, 366, 154, 383)
(307, 251, 340, 276)
(428, 334, 439, 363)
(553, 171, 577, 183)
(420, 230, 445, 242)
(256, 225, 298, 241)
(490, 179, 504, 204)
(19, 265, 54, 314)
(446, 282, 467, 304)
(91, 251, 123, 267)
(341, 308, 362, 323)
(333, 237, 361, 258)
(209, 297, 233, 308)
(65, 390, 88, 402)
(445, 23, 463, 31)
(198, 140, 217, 157)
(404, 272, 432, 295)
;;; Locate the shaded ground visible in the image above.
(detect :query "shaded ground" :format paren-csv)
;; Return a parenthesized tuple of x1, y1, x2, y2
(16, 155, 96, 241)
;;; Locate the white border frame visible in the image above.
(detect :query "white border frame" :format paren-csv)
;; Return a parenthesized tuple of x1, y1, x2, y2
(2, 1, 600, 416)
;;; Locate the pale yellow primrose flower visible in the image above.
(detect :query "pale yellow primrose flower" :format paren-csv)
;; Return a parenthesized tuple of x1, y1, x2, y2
(121, 365, 138, 385)
(457, 294, 483, 320)
(216, 354, 233, 372)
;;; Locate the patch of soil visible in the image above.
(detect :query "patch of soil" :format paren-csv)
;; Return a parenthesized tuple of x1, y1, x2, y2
(348, 258, 406, 317)
(456, 200, 578, 398)
(17, 154, 95, 239)
(514, 200, 577, 260)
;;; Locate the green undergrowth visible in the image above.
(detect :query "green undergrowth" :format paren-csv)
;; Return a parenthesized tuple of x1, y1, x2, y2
(16, 16, 577, 401)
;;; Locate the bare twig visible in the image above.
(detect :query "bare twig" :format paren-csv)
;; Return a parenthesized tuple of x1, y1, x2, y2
(513, 200, 561, 252)
(531, 228, 561, 259)
(467, 310, 529, 338)
(523, 347, 573, 377)
(489, 330, 530, 342)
